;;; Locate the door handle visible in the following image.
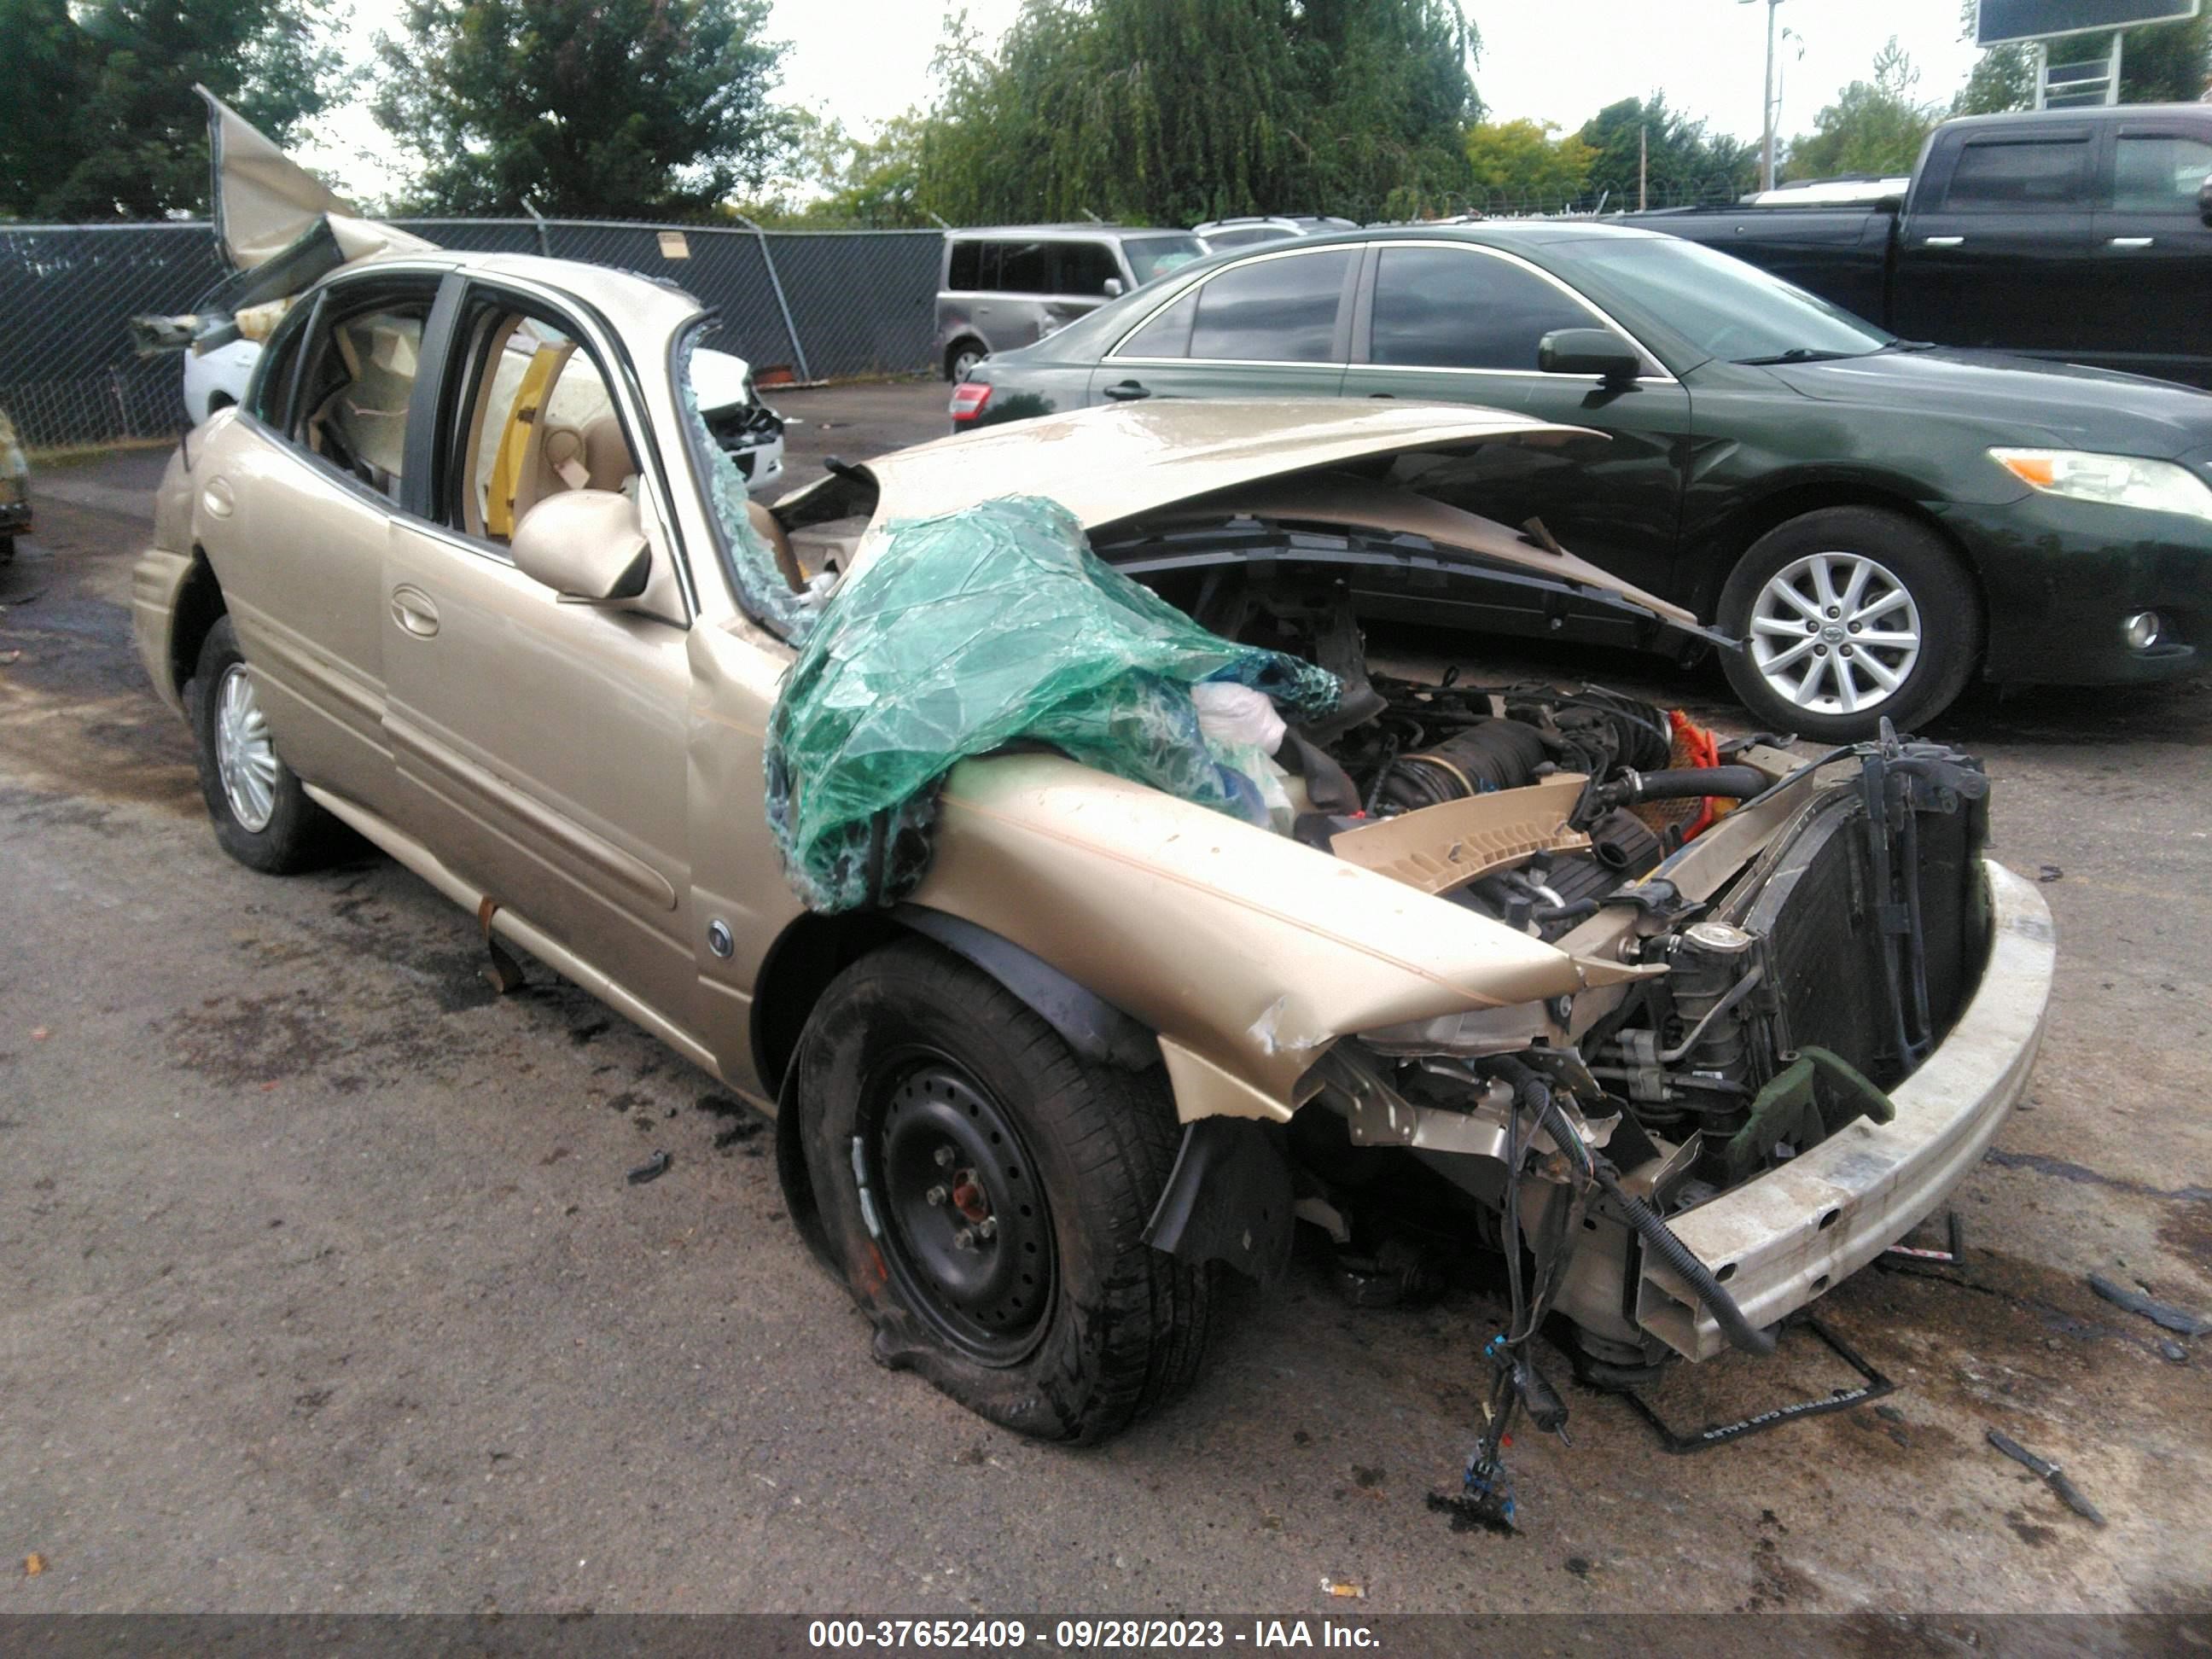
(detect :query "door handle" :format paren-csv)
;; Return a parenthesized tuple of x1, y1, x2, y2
(390, 585, 439, 637)
(201, 477, 234, 518)
(1367, 392, 1395, 399)
(1103, 381, 1151, 402)
(2106, 236, 2156, 248)
(1923, 236, 1965, 247)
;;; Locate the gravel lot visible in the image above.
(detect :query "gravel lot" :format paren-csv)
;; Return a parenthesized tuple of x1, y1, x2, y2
(2, 379, 2209, 1617)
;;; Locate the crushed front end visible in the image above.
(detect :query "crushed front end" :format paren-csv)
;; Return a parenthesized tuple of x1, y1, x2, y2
(1277, 674, 2053, 1383)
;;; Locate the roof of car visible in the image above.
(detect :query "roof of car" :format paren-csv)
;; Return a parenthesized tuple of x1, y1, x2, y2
(946, 224, 1197, 240)
(1939, 102, 2209, 130)
(1278, 220, 1676, 252)
(334, 248, 707, 334)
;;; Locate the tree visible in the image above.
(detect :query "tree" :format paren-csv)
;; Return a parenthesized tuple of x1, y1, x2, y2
(1575, 93, 1756, 208)
(0, 0, 351, 220)
(1953, 0, 2212, 113)
(1462, 119, 1595, 211)
(1784, 38, 1938, 182)
(911, 0, 1481, 228)
(374, 0, 789, 216)
(739, 108, 931, 228)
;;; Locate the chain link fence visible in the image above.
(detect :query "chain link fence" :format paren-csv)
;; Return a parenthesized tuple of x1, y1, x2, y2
(0, 217, 946, 451)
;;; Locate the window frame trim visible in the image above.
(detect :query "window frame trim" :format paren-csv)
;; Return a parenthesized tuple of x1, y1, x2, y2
(1348, 239, 1677, 383)
(1103, 242, 1363, 368)
(1936, 131, 2098, 215)
(242, 266, 451, 523)
(2104, 123, 2212, 215)
(410, 271, 698, 622)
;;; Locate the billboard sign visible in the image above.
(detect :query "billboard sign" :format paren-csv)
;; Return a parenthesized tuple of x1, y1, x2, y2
(1977, 0, 2200, 46)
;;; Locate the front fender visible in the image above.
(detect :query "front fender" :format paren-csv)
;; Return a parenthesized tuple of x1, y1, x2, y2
(906, 753, 1594, 1121)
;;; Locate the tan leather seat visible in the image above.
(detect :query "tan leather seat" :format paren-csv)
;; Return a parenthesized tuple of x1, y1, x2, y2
(579, 414, 632, 491)
(747, 499, 806, 592)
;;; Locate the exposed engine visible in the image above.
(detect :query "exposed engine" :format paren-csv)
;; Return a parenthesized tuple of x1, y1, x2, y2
(1292, 664, 1990, 1175)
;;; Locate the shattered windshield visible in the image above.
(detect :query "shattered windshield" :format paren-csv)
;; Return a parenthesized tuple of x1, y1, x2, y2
(675, 318, 818, 644)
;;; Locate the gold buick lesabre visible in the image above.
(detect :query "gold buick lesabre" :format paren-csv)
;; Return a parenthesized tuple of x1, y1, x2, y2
(132, 248, 2053, 1456)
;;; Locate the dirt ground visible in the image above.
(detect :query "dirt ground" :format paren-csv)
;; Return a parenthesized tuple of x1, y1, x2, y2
(2, 380, 2208, 1618)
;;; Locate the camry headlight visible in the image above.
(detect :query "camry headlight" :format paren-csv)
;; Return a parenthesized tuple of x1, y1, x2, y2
(1991, 448, 2212, 523)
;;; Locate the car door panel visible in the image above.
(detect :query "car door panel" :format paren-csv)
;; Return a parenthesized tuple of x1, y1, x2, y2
(379, 292, 701, 1036)
(188, 281, 443, 815)
(195, 418, 393, 792)
(1892, 126, 2100, 364)
(2088, 122, 2212, 387)
(1340, 242, 1691, 608)
(382, 522, 699, 1027)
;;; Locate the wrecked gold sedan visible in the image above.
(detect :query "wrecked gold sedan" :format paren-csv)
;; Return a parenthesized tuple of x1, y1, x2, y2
(133, 248, 2053, 1451)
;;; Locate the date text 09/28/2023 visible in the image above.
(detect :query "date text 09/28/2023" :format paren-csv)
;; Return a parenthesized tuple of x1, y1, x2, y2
(806, 1619, 1381, 1650)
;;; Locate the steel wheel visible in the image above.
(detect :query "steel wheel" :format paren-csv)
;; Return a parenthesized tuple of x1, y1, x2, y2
(1746, 550, 1922, 719)
(860, 1053, 1057, 1366)
(213, 662, 280, 832)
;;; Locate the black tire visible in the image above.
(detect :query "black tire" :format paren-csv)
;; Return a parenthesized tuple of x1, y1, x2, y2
(0, 533, 14, 564)
(946, 340, 986, 382)
(795, 939, 1212, 1442)
(1718, 506, 1981, 742)
(189, 614, 335, 873)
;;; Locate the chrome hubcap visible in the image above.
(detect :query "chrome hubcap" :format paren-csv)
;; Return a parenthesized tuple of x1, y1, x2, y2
(214, 663, 280, 832)
(1748, 551, 1921, 717)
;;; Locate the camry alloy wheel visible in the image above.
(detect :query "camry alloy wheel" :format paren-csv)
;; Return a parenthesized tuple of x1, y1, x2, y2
(213, 661, 281, 832)
(862, 1056, 1057, 1366)
(1746, 550, 1923, 718)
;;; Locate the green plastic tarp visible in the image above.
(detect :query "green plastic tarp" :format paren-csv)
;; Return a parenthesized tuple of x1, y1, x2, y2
(765, 494, 1341, 912)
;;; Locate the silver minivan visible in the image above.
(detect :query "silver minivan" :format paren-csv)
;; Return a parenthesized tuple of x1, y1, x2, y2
(936, 225, 1207, 381)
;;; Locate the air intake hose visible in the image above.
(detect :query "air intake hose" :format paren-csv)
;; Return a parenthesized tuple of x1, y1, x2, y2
(1494, 1059, 1776, 1359)
(1594, 765, 1772, 809)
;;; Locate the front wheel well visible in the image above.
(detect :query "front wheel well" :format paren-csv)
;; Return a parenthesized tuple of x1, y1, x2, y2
(749, 910, 911, 1100)
(1686, 484, 1982, 629)
(943, 336, 986, 380)
(170, 550, 227, 704)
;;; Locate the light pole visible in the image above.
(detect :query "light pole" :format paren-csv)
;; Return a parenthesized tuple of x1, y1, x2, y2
(1740, 0, 1784, 193)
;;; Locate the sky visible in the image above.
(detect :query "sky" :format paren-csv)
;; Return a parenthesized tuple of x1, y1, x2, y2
(300, 0, 1991, 203)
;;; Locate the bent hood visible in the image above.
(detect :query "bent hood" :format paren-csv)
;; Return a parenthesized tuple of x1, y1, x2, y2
(846, 400, 1648, 591)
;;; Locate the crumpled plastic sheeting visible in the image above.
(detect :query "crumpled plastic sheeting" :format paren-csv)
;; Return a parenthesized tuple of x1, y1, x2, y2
(675, 328, 816, 644)
(765, 494, 1342, 912)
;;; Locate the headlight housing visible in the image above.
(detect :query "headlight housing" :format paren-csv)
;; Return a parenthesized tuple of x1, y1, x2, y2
(1991, 447, 2212, 523)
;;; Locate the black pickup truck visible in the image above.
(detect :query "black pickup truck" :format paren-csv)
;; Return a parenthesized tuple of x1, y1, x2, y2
(1622, 104, 2212, 388)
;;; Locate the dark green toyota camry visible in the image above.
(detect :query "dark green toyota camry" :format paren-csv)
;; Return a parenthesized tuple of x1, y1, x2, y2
(949, 223, 2212, 738)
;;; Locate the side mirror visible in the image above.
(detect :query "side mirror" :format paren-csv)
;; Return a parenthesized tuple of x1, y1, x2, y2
(1103, 276, 1125, 299)
(1539, 327, 1642, 385)
(511, 489, 650, 603)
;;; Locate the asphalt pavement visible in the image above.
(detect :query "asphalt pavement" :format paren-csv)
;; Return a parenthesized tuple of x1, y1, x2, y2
(2, 381, 2208, 1617)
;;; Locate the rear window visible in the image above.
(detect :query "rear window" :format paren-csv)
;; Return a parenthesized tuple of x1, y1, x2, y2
(1941, 137, 2092, 210)
(946, 238, 1132, 295)
(1187, 249, 1353, 363)
(1121, 234, 1205, 284)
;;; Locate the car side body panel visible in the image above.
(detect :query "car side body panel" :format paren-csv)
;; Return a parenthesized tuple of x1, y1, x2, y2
(909, 753, 1596, 1118)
